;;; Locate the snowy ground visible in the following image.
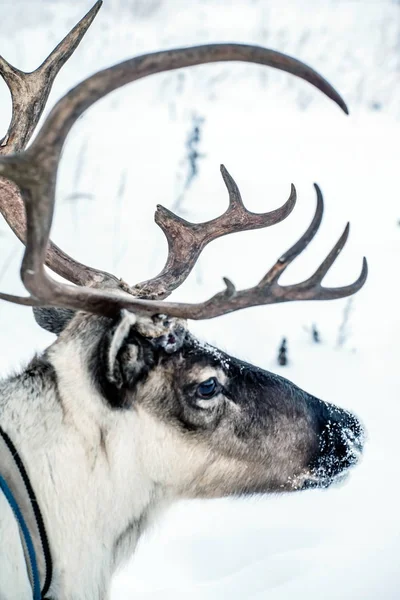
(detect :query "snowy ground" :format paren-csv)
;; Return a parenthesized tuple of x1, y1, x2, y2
(0, 1, 399, 598)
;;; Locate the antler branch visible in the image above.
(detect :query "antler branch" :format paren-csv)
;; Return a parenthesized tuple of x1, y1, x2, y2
(0, 1, 102, 154)
(0, 167, 367, 320)
(134, 166, 296, 299)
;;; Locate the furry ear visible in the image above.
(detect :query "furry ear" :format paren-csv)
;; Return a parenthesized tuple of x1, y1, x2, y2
(96, 311, 156, 408)
(105, 311, 150, 389)
(94, 310, 188, 408)
(33, 307, 75, 335)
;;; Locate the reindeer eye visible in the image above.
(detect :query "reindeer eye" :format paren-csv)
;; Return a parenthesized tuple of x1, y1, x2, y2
(197, 377, 219, 399)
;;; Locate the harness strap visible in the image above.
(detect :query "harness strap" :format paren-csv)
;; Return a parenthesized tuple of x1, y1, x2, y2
(0, 473, 41, 600)
(0, 426, 53, 598)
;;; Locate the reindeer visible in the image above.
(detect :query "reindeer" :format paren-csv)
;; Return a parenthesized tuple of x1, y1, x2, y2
(0, 3, 367, 599)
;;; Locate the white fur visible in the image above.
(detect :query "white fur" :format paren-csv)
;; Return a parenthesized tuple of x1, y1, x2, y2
(0, 493, 31, 599)
(106, 310, 137, 384)
(0, 335, 167, 599)
(0, 323, 216, 599)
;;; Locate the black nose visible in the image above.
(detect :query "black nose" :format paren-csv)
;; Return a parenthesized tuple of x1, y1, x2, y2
(309, 403, 364, 486)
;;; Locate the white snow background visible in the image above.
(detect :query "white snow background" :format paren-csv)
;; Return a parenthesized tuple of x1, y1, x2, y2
(0, 0, 399, 598)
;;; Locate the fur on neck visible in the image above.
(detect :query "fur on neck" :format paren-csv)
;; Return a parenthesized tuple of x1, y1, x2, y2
(0, 319, 171, 599)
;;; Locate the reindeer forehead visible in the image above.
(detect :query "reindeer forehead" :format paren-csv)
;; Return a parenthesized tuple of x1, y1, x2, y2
(176, 335, 231, 371)
(184, 365, 227, 385)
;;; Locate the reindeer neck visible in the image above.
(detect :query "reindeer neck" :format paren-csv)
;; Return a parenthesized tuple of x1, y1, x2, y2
(0, 342, 166, 600)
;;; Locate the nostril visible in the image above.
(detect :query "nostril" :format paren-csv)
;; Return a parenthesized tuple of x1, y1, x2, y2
(310, 409, 365, 484)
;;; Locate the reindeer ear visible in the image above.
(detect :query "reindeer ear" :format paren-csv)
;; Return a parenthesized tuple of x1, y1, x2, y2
(33, 307, 75, 335)
(102, 311, 155, 397)
(96, 311, 185, 408)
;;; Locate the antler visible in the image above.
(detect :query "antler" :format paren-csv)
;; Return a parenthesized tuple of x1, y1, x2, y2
(0, 160, 367, 319)
(135, 166, 296, 299)
(0, 2, 367, 321)
(152, 181, 368, 320)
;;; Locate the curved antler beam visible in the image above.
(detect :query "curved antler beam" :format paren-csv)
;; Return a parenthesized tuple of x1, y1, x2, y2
(34, 40, 348, 168)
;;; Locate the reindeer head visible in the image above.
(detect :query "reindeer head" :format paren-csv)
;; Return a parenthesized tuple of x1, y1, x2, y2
(0, 2, 366, 498)
(89, 311, 363, 496)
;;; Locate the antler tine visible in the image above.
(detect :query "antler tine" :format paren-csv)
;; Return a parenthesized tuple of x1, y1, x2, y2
(134, 165, 296, 299)
(259, 183, 324, 287)
(0, 0, 120, 289)
(0, 1, 102, 154)
(267, 183, 368, 300)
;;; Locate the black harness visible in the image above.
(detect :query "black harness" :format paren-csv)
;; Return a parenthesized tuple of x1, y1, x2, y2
(0, 426, 53, 598)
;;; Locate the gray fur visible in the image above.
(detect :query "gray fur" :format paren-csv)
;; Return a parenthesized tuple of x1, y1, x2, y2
(33, 306, 75, 335)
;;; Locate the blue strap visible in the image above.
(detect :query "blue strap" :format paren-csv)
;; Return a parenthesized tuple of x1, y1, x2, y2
(0, 473, 41, 600)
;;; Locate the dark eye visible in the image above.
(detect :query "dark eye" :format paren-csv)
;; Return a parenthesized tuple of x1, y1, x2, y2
(197, 377, 219, 399)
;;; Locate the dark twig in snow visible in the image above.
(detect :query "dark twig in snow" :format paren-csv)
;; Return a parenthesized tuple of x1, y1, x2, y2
(172, 114, 205, 213)
(278, 337, 288, 366)
(312, 323, 321, 343)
